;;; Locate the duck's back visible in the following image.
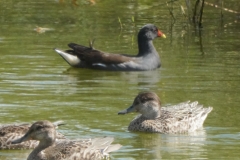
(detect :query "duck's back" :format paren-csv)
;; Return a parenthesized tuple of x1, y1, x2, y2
(128, 101, 213, 134)
(44, 137, 121, 160)
(0, 123, 38, 149)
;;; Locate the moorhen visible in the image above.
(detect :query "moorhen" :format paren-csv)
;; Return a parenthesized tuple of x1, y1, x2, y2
(54, 24, 166, 71)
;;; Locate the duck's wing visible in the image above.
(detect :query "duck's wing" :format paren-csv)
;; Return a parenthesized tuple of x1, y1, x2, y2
(80, 137, 122, 157)
(0, 123, 30, 135)
(45, 137, 121, 159)
(68, 43, 135, 66)
(162, 101, 212, 119)
(161, 101, 213, 133)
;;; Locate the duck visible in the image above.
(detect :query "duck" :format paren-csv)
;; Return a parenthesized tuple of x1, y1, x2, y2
(0, 120, 65, 149)
(118, 92, 213, 134)
(54, 24, 166, 71)
(11, 120, 122, 160)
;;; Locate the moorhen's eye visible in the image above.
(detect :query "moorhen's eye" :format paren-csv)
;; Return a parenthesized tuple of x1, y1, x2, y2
(151, 28, 156, 32)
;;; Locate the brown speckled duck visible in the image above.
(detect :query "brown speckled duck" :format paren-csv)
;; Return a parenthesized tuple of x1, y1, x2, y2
(54, 24, 166, 71)
(118, 92, 213, 134)
(11, 120, 122, 160)
(0, 120, 65, 149)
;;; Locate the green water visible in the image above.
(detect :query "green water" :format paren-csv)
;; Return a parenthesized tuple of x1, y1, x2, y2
(0, 0, 240, 159)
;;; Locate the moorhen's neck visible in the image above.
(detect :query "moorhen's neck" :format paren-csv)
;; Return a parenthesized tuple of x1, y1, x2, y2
(137, 37, 157, 57)
(28, 139, 55, 160)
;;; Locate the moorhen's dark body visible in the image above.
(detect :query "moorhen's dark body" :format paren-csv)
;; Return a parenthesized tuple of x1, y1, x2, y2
(54, 24, 166, 71)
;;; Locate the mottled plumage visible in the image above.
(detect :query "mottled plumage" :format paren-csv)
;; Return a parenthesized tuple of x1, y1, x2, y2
(118, 92, 213, 134)
(11, 120, 121, 160)
(0, 121, 65, 149)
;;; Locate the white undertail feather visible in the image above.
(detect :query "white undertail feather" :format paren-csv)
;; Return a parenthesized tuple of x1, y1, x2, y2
(55, 49, 81, 66)
(92, 63, 107, 67)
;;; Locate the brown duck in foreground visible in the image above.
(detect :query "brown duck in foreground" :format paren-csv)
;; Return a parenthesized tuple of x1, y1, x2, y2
(12, 120, 122, 160)
(118, 92, 213, 134)
(55, 24, 166, 71)
(0, 120, 65, 149)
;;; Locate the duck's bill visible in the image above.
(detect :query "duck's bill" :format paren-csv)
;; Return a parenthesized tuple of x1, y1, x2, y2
(11, 133, 30, 144)
(118, 105, 135, 115)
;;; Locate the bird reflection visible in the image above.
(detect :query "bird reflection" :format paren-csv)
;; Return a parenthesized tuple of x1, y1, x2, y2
(60, 67, 162, 94)
(135, 128, 207, 159)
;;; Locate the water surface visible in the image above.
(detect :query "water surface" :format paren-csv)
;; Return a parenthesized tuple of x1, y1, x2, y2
(0, 0, 240, 159)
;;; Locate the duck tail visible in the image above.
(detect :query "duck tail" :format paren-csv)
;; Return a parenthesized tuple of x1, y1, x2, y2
(103, 144, 122, 153)
(52, 120, 65, 128)
(198, 106, 213, 127)
(90, 137, 122, 158)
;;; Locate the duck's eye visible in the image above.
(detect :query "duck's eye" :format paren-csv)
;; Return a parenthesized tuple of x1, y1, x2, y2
(134, 101, 140, 105)
(36, 125, 44, 130)
(141, 97, 154, 103)
(141, 98, 148, 103)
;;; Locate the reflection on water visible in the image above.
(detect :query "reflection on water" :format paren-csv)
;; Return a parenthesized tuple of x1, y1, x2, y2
(138, 129, 207, 159)
(0, 0, 240, 159)
(0, 150, 30, 160)
(63, 68, 162, 91)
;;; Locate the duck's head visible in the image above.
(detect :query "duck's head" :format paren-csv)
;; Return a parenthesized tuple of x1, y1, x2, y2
(11, 120, 56, 145)
(118, 92, 162, 119)
(138, 24, 166, 41)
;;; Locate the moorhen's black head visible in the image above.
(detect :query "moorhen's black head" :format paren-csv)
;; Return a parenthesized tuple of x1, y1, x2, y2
(138, 24, 166, 41)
